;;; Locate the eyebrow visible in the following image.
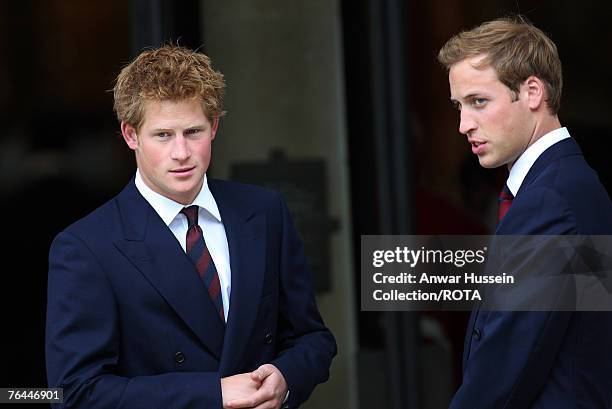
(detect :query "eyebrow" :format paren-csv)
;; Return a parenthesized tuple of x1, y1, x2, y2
(453, 93, 481, 102)
(149, 124, 207, 132)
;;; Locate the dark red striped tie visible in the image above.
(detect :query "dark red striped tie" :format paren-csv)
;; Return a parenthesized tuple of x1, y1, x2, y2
(181, 206, 224, 322)
(498, 184, 514, 223)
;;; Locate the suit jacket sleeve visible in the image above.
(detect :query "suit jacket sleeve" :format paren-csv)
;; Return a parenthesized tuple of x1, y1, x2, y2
(450, 186, 576, 409)
(46, 231, 223, 409)
(269, 192, 337, 408)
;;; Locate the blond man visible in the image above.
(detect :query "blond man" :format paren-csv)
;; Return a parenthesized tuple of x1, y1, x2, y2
(439, 17, 612, 409)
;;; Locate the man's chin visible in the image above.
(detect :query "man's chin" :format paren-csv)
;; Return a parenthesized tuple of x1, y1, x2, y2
(163, 186, 199, 205)
(478, 158, 495, 169)
(477, 156, 505, 169)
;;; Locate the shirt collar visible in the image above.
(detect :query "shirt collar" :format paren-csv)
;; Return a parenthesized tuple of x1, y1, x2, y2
(134, 169, 222, 226)
(506, 127, 571, 196)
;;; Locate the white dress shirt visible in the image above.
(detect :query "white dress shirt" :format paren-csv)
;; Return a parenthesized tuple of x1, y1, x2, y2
(507, 127, 571, 196)
(135, 170, 231, 321)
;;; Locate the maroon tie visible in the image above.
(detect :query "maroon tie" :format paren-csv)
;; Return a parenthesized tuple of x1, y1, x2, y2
(498, 185, 514, 223)
(181, 206, 224, 322)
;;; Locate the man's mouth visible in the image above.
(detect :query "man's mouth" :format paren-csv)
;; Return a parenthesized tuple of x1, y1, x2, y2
(170, 166, 195, 174)
(469, 138, 486, 146)
(470, 140, 487, 155)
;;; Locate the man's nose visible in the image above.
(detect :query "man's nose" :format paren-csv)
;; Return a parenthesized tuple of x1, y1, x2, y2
(458, 110, 476, 135)
(171, 135, 191, 160)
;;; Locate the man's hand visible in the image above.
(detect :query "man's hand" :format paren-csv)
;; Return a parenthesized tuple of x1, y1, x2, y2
(221, 373, 262, 408)
(225, 364, 288, 409)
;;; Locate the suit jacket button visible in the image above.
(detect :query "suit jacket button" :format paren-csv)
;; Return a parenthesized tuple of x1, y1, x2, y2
(174, 351, 185, 363)
(472, 328, 481, 341)
(265, 333, 273, 344)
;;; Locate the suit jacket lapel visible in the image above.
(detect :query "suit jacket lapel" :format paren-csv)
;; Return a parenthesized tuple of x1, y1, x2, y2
(113, 180, 225, 359)
(517, 138, 582, 197)
(210, 180, 267, 375)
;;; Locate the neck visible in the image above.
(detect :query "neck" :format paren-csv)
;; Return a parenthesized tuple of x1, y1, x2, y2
(528, 114, 562, 148)
(507, 114, 561, 171)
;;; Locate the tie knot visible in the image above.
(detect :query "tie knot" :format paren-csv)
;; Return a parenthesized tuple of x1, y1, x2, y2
(499, 185, 514, 202)
(497, 184, 514, 223)
(181, 206, 199, 228)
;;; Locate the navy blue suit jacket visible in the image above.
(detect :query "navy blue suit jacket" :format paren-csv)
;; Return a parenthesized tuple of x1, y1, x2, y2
(46, 178, 336, 409)
(450, 138, 612, 409)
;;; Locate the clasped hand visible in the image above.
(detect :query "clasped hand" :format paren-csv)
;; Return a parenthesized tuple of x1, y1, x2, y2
(221, 364, 288, 409)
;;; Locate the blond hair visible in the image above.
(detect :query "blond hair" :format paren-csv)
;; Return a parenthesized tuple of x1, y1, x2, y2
(113, 45, 226, 130)
(438, 16, 562, 114)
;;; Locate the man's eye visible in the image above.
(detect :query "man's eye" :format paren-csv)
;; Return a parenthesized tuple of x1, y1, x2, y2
(156, 132, 170, 138)
(185, 128, 201, 135)
(473, 98, 487, 106)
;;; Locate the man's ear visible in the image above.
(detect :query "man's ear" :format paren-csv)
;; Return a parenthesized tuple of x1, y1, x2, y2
(210, 117, 219, 141)
(121, 122, 139, 150)
(524, 76, 546, 110)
